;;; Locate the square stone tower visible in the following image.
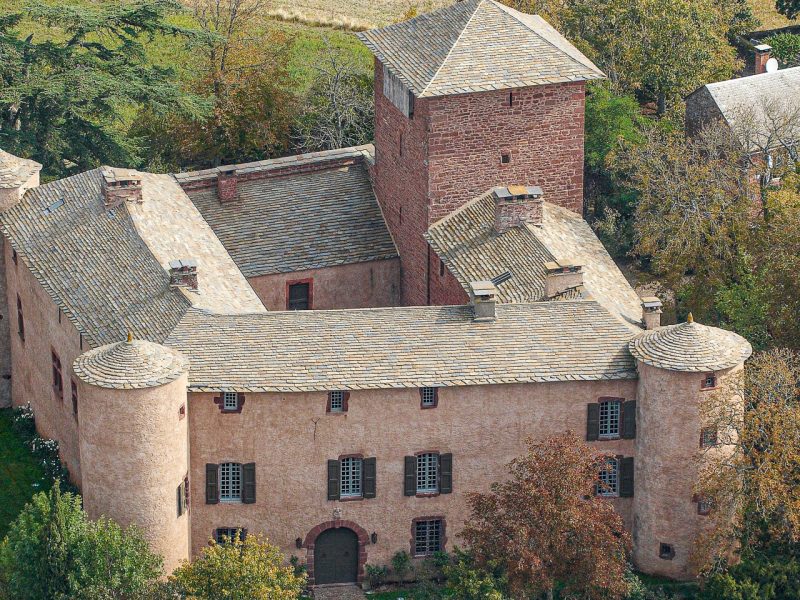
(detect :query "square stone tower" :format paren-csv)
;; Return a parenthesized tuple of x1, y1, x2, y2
(359, 0, 605, 306)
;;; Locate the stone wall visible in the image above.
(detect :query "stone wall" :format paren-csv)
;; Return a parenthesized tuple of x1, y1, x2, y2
(187, 379, 638, 576)
(246, 258, 401, 311)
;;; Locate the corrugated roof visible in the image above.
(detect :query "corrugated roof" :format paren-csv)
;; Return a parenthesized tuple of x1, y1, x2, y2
(165, 302, 637, 392)
(357, 0, 604, 98)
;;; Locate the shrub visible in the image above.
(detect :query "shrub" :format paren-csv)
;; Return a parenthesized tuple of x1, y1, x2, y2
(365, 563, 389, 588)
(11, 404, 74, 493)
(392, 550, 412, 582)
(443, 547, 506, 600)
(765, 33, 800, 67)
(698, 554, 800, 600)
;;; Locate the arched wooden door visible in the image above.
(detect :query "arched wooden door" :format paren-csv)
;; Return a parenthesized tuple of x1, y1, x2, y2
(313, 527, 359, 585)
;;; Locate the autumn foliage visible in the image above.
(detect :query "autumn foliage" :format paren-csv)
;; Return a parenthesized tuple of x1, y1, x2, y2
(460, 432, 631, 599)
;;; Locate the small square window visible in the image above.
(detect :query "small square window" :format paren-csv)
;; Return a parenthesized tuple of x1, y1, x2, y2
(700, 427, 718, 448)
(500, 153, 511, 164)
(659, 543, 675, 560)
(329, 390, 346, 412)
(222, 392, 238, 411)
(420, 387, 437, 408)
(414, 519, 443, 556)
(701, 374, 717, 389)
(697, 498, 713, 515)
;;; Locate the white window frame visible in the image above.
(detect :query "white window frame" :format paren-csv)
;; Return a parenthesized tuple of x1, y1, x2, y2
(598, 458, 619, 497)
(421, 387, 437, 407)
(340, 457, 363, 498)
(599, 399, 621, 439)
(222, 392, 238, 411)
(329, 390, 345, 412)
(414, 519, 442, 556)
(416, 453, 439, 493)
(219, 462, 242, 502)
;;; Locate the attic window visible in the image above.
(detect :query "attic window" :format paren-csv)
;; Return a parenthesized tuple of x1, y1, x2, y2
(43, 198, 65, 215)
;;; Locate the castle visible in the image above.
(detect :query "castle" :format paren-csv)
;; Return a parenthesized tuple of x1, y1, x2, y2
(0, 0, 751, 584)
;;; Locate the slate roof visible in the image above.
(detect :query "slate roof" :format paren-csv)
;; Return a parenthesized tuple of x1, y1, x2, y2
(165, 301, 638, 392)
(357, 0, 604, 98)
(629, 318, 752, 372)
(0, 149, 41, 189)
(0, 169, 264, 348)
(180, 147, 398, 277)
(425, 193, 642, 327)
(690, 67, 800, 151)
(73, 338, 188, 389)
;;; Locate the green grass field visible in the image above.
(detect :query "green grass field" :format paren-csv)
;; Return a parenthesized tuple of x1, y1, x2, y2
(0, 409, 47, 539)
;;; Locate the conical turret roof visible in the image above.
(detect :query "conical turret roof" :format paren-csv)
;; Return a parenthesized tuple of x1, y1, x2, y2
(629, 317, 752, 372)
(74, 336, 188, 389)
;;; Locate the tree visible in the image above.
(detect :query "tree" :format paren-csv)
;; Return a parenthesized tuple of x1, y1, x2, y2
(460, 432, 631, 599)
(170, 532, 305, 599)
(765, 33, 800, 67)
(777, 0, 800, 19)
(292, 41, 374, 153)
(0, 484, 163, 600)
(0, 0, 208, 179)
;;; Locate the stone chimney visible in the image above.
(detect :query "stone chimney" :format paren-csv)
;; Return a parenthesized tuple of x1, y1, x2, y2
(754, 43, 772, 75)
(169, 259, 198, 291)
(544, 259, 583, 298)
(217, 168, 238, 202)
(493, 185, 543, 234)
(0, 149, 42, 212)
(101, 167, 142, 209)
(641, 296, 663, 330)
(469, 280, 498, 322)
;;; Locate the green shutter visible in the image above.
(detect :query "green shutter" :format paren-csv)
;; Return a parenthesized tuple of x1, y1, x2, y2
(404, 456, 417, 496)
(327, 460, 340, 501)
(620, 457, 634, 497)
(363, 457, 377, 499)
(621, 401, 636, 439)
(586, 403, 600, 441)
(439, 453, 453, 494)
(242, 463, 256, 504)
(205, 463, 219, 504)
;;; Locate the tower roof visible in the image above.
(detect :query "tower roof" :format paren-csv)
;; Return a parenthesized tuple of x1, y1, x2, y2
(74, 337, 188, 389)
(0, 149, 41, 189)
(629, 319, 752, 372)
(357, 0, 604, 98)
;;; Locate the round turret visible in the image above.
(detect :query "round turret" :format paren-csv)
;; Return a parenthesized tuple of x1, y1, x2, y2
(74, 336, 190, 574)
(630, 316, 751, 579)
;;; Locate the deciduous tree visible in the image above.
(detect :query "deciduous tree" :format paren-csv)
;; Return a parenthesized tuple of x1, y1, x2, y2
(777, 0, 800, 20)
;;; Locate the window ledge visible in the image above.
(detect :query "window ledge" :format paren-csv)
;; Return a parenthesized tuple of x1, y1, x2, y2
(415, 492, 440, 498)
(219, 499, 243, 504)
(339, 496, 364, 502)
(598, 435, 621, 441)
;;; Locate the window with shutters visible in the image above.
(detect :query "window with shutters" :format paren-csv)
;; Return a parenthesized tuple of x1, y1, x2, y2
(700, 427, 718, 448)
(52, 350, 63, 400)
(219, 462, 242, 502)
(599, 399, 621, 439)
(287, 280, 312, 310)
(71, 380, 78, 417)
(214, 527, 246, 545)
(417, 453, 439, 494)
(413, 519, 444, 556)
(222, 392, 238, 411)
(598, 458, 619, 497)
(340, 457, 363, 498)
(17, 295, 24, 341)
(701, 373, 717, 390)
(420, 387, 438, 408)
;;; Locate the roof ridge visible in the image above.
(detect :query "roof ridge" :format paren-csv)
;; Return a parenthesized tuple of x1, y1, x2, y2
(427, 188, 494, 230)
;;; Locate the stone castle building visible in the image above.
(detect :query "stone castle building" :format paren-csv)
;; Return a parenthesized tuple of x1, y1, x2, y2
(0, 0, 751, 584)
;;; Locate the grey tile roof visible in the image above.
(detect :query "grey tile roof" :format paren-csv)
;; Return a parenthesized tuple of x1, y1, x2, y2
(357, 0, 604, 98)
(73, 338, 188, 389)
(182, 152, 398, 277)
(165, 301, 638, 392)
(0, 149, 41, 189)
(629, 318, 752, 372)
(425, 193, 643, 327)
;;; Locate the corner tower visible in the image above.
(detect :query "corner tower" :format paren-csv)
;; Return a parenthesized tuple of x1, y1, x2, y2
(629, 316, 752, 578)
(358, 0, 604, 305)
(73, 336, 191, 574)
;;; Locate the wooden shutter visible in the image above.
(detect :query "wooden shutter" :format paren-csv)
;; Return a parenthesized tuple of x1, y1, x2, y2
(439, 453, 453, 494)
(586, 403, 600, 441)
(363, 457, 377, 499)
(343, 391, 350, 412)
(621, 401, 636, 439)
(404, 456, 417, 496)
(242, 463, 256, 504)
(205, 463, 219, 504)
(620, 457, 634, 497)
(327, 459, 340, 501)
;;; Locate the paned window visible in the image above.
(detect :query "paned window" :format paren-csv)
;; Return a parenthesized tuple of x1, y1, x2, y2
(340, 457, 363, 498)
(215, 527, 245, 544)
(421, 387, 437, 408)
(222, 392, 238, 411)
(219, 462, 242, 502)
(414, 519, 443, 556)
(416, 453, 439, 493)
(700, 427, 718, 448)
(329, 390, 345, 412)
(599, 399, 621, 439)
(52, 351, 63, 399)
(598, 458, 619, 497)
(288, 282, 310, 310)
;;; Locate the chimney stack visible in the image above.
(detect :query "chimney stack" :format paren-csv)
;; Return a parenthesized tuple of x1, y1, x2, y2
(469, 280, 498, 322)
(641, 296, 663, 330)
(544, 259, 584, 298)
(217, 169, 238, 203)
(169, 259, 198, 291)
(0, 149, 42, 212)
(493, 185, 543, 234)
(101, 167, 142, 209)
(754, 43, 773, 75)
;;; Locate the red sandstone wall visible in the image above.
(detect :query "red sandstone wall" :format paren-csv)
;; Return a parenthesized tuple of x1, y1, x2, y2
(428, 254, 470, 307)
(246, 258, 400, 311)
(187, 380, 637, 575)
(4, 240, 84, 484)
